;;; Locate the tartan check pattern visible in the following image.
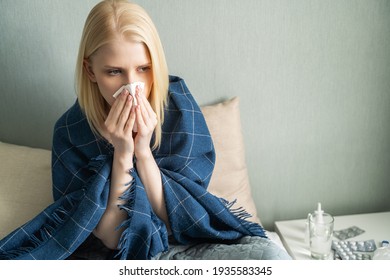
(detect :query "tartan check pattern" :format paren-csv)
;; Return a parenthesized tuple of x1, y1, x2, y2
(0, 76, 266, 260)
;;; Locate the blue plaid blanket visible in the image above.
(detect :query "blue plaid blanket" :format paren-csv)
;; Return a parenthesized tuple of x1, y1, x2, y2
(0, 76, 266, 260)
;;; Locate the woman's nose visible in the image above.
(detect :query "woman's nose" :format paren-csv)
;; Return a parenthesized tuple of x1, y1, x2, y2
(124, 77, 133, 85)
(124, 72, 138, 85)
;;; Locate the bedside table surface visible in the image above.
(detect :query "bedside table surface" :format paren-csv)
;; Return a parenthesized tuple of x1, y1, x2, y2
(274, 211, 390, 260)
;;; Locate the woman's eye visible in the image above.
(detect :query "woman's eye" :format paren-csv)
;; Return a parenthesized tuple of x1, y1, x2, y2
(138, 66, 151, 73)
(108, 69, 121, 75)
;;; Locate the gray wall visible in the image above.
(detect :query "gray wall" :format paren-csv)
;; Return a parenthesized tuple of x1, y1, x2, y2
(1, 0, 389, 230)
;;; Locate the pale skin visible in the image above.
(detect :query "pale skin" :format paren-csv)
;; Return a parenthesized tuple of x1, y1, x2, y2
(84, 38, 170, 250)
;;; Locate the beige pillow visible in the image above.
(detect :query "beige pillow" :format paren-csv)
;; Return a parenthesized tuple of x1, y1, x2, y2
(201, 97, 261, 225)
(0, 142, 53, 239)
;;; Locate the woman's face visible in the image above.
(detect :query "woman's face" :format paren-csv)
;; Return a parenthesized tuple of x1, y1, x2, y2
(84, 39, 153, 106)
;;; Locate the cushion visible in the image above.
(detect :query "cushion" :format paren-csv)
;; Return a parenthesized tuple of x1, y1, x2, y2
(202, 97, 261, 225)
(0, 142, 53, 239)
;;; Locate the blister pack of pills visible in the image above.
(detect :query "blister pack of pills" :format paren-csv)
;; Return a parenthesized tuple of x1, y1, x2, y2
(332, 240, 377, 260)
(333, 226, 365, 240)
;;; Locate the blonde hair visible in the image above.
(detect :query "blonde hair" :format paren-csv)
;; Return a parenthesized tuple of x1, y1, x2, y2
(75, 0, 169, 149)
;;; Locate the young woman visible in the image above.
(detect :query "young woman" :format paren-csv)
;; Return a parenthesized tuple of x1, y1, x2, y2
(0, 0, 290, 260)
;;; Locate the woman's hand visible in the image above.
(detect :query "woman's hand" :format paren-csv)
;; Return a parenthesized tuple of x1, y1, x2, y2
(94, 89, 137, 249)
(131, 87, 170, 232)
(133, 87, 158, 159)
(104, 90, 136, 155)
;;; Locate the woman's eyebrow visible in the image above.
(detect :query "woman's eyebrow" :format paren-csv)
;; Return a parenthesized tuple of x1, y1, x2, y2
(103, 65, 123, 69)
(103, 62, 151, 69)
(138, 62, 152, 67)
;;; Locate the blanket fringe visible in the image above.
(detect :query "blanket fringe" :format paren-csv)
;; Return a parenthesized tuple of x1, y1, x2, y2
(115, 168, 137, 259)
(0, 155, 108, 260)
(219, 197, 267, 238)
(0, 192, 82, 260)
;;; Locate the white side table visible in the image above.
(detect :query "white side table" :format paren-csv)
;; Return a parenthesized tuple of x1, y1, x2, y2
(274, 211, 390, 260)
